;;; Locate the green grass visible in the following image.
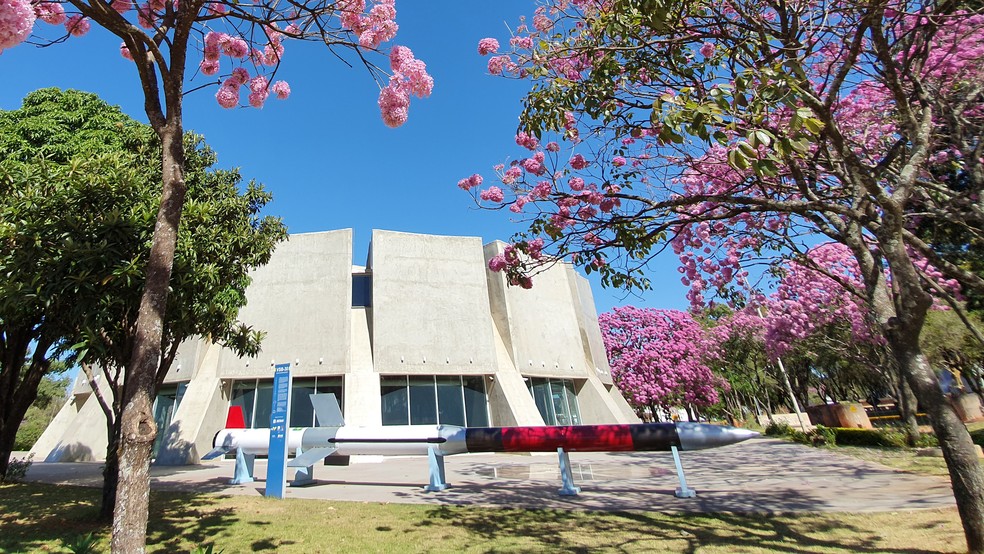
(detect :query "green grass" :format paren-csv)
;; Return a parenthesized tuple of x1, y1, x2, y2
(0, 482, 965, 553)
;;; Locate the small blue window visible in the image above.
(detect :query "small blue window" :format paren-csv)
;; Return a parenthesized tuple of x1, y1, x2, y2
(352, 274, 372, 307)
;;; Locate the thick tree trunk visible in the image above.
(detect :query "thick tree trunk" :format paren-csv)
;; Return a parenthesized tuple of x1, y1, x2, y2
(0, 358, 48, 480)
(895, 340, 984, 553)
(896, 370, 921, 446)
(111, 126, 186, 554)
(101, 420, 122, 520)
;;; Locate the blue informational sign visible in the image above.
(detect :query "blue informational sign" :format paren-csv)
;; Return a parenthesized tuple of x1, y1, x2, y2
(265, 363, 292, 498)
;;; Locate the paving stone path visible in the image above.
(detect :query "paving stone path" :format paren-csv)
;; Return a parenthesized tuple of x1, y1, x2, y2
(22, 437, 955, 513)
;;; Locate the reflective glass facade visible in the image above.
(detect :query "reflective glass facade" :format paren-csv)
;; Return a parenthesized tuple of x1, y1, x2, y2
(230, 377, 343, 428)
(526, 377, 581, 425)
(380, 375, 489, 426)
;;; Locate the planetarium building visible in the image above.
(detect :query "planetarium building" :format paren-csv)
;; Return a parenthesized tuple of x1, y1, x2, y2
(32, 229, 638, 465)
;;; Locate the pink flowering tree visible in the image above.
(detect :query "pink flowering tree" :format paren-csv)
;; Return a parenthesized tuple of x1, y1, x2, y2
(600, 306, 724, 421)
(464, 1, 984, 548)
(0, 0, 430, 550)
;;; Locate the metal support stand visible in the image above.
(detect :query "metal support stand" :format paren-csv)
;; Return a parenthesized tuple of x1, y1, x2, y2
(424, 446, 449, 492)
(671, 445, 696, 498)
(231, 449, 255, 484)
(290, 445, 315, 487)
(557, 447, 581, 496)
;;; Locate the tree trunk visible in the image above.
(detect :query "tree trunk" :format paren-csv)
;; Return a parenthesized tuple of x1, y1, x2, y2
(111, 126, 187, 554)
(894, 338, 984, 553)
(896, 369, 921, 446)
(101, 420, 122, 520)
(0, 358, 47, 480)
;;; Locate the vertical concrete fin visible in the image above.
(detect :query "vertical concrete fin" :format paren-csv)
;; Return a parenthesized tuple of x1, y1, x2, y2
(155, 341, 225, 465)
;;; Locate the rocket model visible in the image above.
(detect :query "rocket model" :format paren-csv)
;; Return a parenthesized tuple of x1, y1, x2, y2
(203, 394, 758, 467)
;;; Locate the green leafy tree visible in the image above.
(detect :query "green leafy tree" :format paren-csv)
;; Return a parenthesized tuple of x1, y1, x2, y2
(0, 89, 287, 509)
(13, 370, 69, 451)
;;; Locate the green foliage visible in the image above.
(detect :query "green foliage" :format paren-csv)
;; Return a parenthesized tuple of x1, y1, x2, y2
(813, 425, 837, 447)
(0, 88, 286, 474)
(764, 420, 793, 436)
(828, 428, 908, 448)
(14, 373, 69, 450)
(190, 544, 222, 554)
(3, 454, 33, 482)
(62, 532, 98, 554)
(970, 428, 984, 448)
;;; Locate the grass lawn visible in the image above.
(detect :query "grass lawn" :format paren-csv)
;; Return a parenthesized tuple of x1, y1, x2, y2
(0, 482, 965, 553)
(830, 421, 984, 477)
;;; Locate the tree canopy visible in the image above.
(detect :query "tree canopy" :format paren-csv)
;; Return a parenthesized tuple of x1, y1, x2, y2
(0, 88, 287, 490)
(468, 1, 984, 549)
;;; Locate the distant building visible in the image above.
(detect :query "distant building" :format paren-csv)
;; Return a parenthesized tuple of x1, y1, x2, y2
(32, 229, 637, 465)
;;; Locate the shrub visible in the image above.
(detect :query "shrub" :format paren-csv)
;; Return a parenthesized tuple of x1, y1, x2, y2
(831, 428, 906, 447)
(3, 453, 34, 483)
(788, 430, 812, 445)
(913, 433, 939, 448)
(765, 421, 793, 437)
(63, 533, 98, 554)
(812, 425, 837, 447)
(970, 428, 984, 448)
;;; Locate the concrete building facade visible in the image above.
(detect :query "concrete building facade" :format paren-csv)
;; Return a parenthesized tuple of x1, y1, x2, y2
(32, 229, 638, 465)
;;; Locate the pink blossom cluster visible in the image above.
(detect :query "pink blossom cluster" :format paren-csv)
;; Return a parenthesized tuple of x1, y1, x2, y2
(213, 65, 290, 109)
(600, 307, 723, 413)
(378, 44, 432, 127)
(763, 243, 878, 358)
(457, 173, 483, 191)
(0, 0, 34, 52)
(337, 0, 398, 49)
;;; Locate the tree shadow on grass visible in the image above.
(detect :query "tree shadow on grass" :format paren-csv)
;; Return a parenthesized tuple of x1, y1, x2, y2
(0, 482, 241, 553)
(417, 502, 957, 554)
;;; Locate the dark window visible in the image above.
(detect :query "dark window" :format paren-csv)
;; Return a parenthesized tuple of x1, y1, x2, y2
(381, 376, 410, 425)
(352, 273, 372, 307)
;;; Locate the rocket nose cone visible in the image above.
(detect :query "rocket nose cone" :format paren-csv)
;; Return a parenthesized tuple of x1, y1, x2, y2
(675, 423, 760, 451)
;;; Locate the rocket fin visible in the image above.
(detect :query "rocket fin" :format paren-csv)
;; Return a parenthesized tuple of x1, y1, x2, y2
(225, 405, 246, 429)
(288, 446, 337, 467)
(201, 446, 233, 461)
(310, 393, 345, 427)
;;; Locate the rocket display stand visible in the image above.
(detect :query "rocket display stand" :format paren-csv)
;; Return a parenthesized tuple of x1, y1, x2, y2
(557, 448, 581, 496)
(424, 446, 449, 492)
(290, 445, 316, 487)
(671, 445, 696, 498)
(230, 449, 255, 485)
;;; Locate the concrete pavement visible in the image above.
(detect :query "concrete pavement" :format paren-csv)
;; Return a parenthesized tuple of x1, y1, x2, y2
(19, 437, 956, 513)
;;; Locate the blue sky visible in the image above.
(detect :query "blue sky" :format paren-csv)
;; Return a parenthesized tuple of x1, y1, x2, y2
(0, 0, 690, 314)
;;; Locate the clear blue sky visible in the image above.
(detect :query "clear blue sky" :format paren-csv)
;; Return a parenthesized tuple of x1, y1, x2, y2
(0, 1, 690, 314)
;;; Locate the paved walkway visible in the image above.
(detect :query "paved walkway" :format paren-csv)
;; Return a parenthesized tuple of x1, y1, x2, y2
(22, 437, 955, 513)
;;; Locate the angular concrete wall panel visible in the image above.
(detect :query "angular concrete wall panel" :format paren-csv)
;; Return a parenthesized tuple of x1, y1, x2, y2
(370, 230, 496, 375)
(218, 230, 353, 378)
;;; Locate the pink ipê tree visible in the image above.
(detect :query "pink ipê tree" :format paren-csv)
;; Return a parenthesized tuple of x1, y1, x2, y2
(0, 0, 430, 551)
(463, 1, 984, 548)
(600, 306, 724, 421)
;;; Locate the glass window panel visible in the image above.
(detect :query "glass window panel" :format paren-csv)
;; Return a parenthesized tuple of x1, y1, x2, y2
(550, 380, 571, 425)
(564, 380, 581, 425)
(151, 387, 178, 458)
(291, 379, 317, 427)
(253, 381, 274, 429)
(231, 381, 256, 429)
(316, 377, 344, 420)
(380, 376, 409, 425)
(530, 378, 554, 425)
(463, 376, 489, 427)
(409, 376, 438, 425)
(436, 376, 466, 426)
